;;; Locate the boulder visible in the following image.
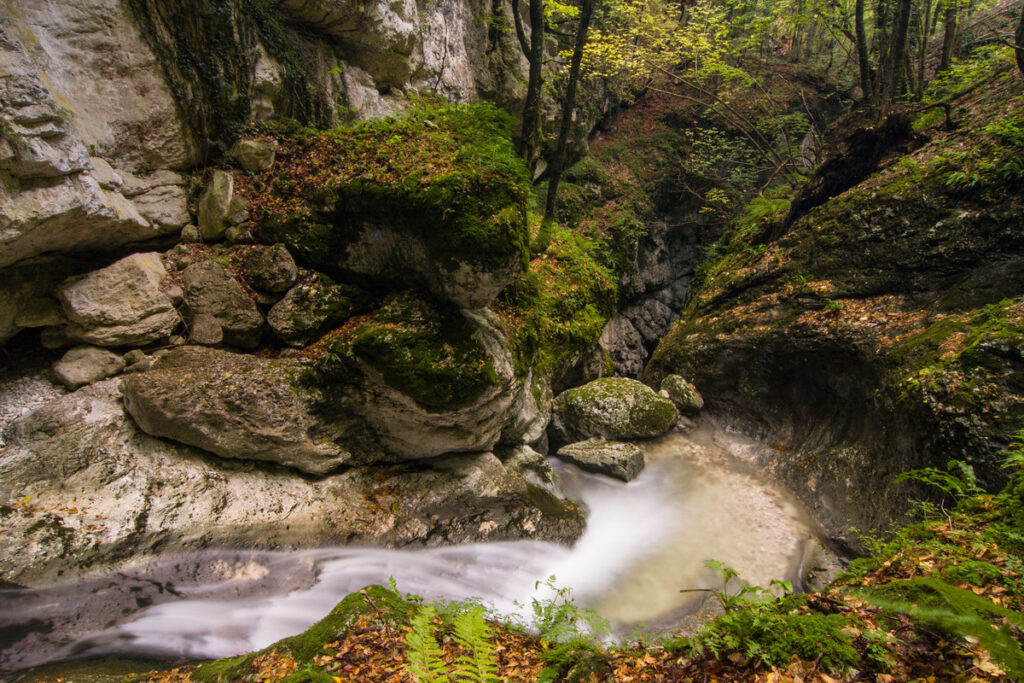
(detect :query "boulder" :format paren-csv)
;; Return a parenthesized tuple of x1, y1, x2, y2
(241, 245, 298, 293)
(225, 195, 250, 226)
(267, 275, 365, 346)
(1, 379, 584, 586)
(551, 377, 678, 444)
(122, 346, 350, 475)
(556, 438, 646, 482)
(198, 171, 234, 239)
(52, 346, 126, 389)
(131, 185, 190, 232)
(55, 253, 179, 347)
(229, 139, 277, 172)
(660, 375, 704, 415)
(181, 260, 264, 349)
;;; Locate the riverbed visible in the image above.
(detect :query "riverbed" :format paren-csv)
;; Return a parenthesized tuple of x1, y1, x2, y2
(1, 425, 840, 677)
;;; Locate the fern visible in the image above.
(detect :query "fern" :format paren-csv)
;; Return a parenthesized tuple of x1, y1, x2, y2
(452, 606, 499, 683)
(405, 605, 449, 683)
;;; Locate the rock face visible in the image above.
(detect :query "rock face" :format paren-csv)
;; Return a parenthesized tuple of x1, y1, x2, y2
(55, 252, 179, 346)
(181, 260, 264, 348)
(557, 438, 646, 482)
(52, 346, 126, 389)
(122, 346, 349, 475)
(551, 377, 678, 445)
(0, 379, 584, 585)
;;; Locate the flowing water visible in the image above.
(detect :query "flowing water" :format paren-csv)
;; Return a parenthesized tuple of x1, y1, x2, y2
(0, 425, 839, 677)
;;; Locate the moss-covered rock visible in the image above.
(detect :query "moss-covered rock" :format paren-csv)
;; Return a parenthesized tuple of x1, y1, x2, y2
(660, 374, 704, 415)
(244, 103, 531, 308)
(644, 62, 1024, 541)
(550, 377, 677, 445)
(267, 273, 369, 346)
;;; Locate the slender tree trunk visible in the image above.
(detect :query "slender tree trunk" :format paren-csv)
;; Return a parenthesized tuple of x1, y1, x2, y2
(939, 0, 958, 72)
(516, 0, 545, 173)
(855, 0, 874, 99)
(1016, 1, 1024, 77)
(534, 0, 596, 254)
(879, 0, 912, 102)
(915, 0, 933, 99)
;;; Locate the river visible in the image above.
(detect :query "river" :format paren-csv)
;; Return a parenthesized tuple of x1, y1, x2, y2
(1, 425, 839, 678)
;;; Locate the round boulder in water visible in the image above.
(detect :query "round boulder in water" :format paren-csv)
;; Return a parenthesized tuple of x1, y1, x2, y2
(551, 377, 677, 444)
(660, 374, 704, 416)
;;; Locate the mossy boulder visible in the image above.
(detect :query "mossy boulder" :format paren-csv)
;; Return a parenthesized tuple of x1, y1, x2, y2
(550, 377, 678, 445)
(660, 374, 704, 415)
(249, 104, 531, 309)
(267, 273, 368, 346)
(316, 294, 525, 460)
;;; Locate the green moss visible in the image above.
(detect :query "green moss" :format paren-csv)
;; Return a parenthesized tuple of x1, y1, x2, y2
(256, 102, 530, 273)
(497, 223, 617, 382)
(322, 293, 499, 412)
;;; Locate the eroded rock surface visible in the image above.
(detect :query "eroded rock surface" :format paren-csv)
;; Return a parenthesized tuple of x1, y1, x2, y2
(556, 438, 646, 482)
(122, 346, 349, 475)
(0, 379, 584, 586)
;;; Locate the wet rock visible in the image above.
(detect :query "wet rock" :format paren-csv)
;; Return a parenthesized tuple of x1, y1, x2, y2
(0, 380, 584, 585)
(551, 377, 678, 445)
(229, 139, 276, 172)
(181, 260, 263, 349)
(241, 245, 298, 294)
(267, 275, 364, 346)
(52, 346, 126, 389)
(55, 253, 179, 347)
(660, 375, 704, 415)
(198, 171, 234, 240)
(122, 346, 349, 475)
(556, 438, 645, 482)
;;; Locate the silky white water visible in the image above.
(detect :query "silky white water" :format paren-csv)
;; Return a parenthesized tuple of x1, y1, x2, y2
(1, 426, 833, 674)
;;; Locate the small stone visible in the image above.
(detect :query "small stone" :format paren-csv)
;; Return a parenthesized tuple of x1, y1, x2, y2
(168, 334, 186, 346)
(53, 345, 126, 389)
(164, 285, 184, 306)
(225, 226, 253, 244)
(556, 438, 646, 482)
(225, 195, 250, 227)
(190, 313, 224, 346)
(122, 349, 146, 365)
(241, 245, 297, 293)
(198, 171, 234, 240)
(229, 139, 277, 172)
(15, 298, 63, 328)
(660, 374, 704, 416)
(180, 224, 202, 243)
(124, 357, 155, 374)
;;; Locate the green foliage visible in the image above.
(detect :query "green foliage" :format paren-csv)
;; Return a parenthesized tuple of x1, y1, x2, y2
(895, 459, 983, 502)
(861, 578, 1024, 678)
(527, 576, 613, 645)
(406, 605, 450, 683)
(452, 607, 500, 683)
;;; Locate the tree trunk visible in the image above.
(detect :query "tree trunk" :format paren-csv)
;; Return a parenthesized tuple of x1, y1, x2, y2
(516, 0, 546, 173)
(1016, 2, 1024, 78)
(855, 0, 874, 99)
(879, 0, 912, 103)
(534, 0, 596, 254)
(939, 0, 958, 72)
(915, 0, 933, 99)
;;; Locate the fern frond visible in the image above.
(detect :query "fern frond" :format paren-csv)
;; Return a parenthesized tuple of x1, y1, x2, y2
(452, 607, 499, 682)
(405, 605, 450, 683)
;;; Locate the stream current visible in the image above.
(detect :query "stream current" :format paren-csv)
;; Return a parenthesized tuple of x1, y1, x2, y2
(1, 425, 839, 677)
